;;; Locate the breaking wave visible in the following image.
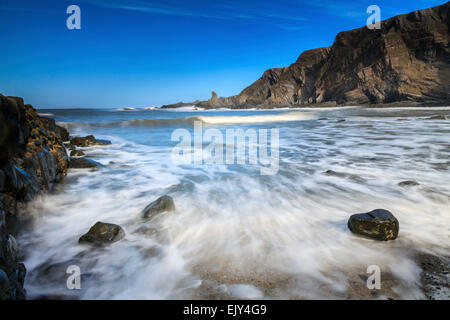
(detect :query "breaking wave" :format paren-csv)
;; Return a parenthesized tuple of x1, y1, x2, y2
(57, 111, 317, 129)
(24, 107, 450, 300)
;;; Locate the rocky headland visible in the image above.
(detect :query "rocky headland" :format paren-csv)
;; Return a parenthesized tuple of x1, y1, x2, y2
(0, 94, 70, 299)
(163, 2, 449, 109)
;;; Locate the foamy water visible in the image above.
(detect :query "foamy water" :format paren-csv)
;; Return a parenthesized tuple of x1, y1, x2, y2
(20, 107, 450, 299)
(197, 111, 317, 124)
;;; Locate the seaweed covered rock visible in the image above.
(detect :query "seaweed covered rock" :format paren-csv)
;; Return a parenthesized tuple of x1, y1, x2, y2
(1, 93, 71, 299)
(70, 149, 85, 157)
(348, 209, 399, 241)
(69, 158, 101, 169)
(79, 222, 125, 246)
(70, 135, 111, 147)
(56, 126, 70, 141)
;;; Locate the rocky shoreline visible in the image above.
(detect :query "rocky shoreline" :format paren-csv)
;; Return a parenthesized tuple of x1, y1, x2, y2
(0, 94, 110, 299)
(1, 94, 448, 299)
(1, 94, 70, 299)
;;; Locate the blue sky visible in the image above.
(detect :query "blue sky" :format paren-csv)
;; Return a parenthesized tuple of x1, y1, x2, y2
(0, 0, 446, 108)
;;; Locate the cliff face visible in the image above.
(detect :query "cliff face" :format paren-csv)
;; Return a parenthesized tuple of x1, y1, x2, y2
(197, 2, 449, 108)
(0, 94, 69, 299)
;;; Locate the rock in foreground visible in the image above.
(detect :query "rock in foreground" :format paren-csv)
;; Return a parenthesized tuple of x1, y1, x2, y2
(143, 195, 175, 219)
(79, 222, 125, 246)
(70, 135, 111, 147)
(69, 158, 100, 169)
(70, 149, 85, 157)
(398, 180, 420, 187)
(1, 94, 69, 299)
(348, 209, 399, 241)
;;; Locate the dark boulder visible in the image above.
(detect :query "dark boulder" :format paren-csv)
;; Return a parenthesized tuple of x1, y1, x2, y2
(348, 209, 399, 241)
(70, 135, 111, 147)
(324, 170, 364, 182)
(70, 149, 85, 157)
(425, 115, 447, 120)
(69, 158, 101, 169)
(398, 181, 420, 187)
(143, 195, 175, 219)
(79, 222, 125, 246)
(324, 170, 346, 178)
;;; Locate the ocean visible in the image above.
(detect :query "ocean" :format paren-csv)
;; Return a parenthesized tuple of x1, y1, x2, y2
(20, 106, 450, 299)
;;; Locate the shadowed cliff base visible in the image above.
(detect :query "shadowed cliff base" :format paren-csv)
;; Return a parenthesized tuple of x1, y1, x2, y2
(163, 2, 450, 110)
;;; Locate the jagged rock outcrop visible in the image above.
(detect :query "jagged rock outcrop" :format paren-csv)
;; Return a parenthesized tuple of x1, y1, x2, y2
(70, 135, 111, 147)
(195, 2, 450, 108)
(161, 100, 201, 109)
(0, 94, 69, 300)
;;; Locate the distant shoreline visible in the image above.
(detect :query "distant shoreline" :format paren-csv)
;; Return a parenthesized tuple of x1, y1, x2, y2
(35, 103, 450, 112)
(160, 101, 450, 110)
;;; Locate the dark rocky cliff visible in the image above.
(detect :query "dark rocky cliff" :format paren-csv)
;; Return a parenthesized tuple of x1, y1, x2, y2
(194, 2, 449, 109)
(0, 94, 69, 299)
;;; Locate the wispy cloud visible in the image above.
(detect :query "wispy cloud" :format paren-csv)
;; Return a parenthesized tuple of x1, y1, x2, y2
(264, 13, 309, 22)
(277, 25, 311, 31)
(304, 0, 442, 21)
(304, 0, 367, 19)
(84, 0, 310, 23)
(84, 0, 231, 19)
(0, 0, 311, 31)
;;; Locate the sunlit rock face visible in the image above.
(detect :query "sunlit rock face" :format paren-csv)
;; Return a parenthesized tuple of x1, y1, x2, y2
(0, 94, 69, 300)
(195, 2, 450, 109)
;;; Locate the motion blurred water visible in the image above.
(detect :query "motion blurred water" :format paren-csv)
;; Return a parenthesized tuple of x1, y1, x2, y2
(21, 106, 450, 299)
